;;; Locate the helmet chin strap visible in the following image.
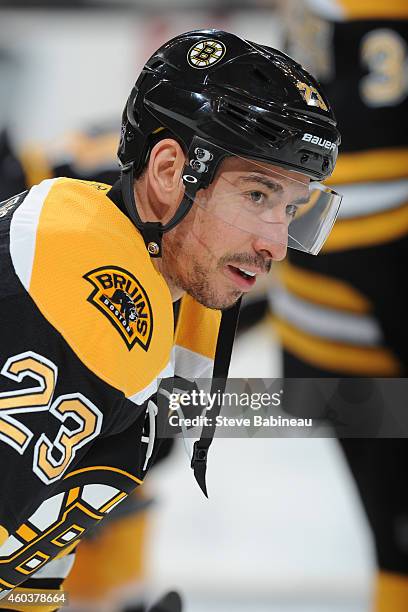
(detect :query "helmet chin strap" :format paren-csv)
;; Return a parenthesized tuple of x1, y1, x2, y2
(120, 160, 207, 258)
(120, 164, 166, 257)
(120, 138, 241, 497)
(120, 138, 227, 258)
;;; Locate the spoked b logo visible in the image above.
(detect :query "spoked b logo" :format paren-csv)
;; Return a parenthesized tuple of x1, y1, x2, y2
(187, 39, 226, 69)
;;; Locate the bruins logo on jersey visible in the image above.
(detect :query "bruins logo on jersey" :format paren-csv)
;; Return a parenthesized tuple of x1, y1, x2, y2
(84, 266, 153, 351)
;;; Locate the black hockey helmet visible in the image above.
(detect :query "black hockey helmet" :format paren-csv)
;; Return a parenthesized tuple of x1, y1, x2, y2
(118, 29, 341, 257)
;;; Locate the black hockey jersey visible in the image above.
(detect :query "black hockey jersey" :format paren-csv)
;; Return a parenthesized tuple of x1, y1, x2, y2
(0, 177, 221, 598)
(270, 0, 408, 375)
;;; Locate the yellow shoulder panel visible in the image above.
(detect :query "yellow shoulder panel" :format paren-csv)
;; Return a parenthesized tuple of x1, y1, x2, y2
(28, 178, 173, 397)
(175, 294, 221, 361)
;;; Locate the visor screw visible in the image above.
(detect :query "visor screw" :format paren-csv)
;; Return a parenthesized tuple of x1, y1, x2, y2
(190, 159, 207, 173)
(322, 159, 329, 171)
(300, 154, 309, 164)
(195, 147, 213, 162)
(147, 242, 160, 255)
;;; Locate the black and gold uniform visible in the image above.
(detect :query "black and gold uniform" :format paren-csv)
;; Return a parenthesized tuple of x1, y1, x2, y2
(0, 177, 222, 611)
(275, 1, 408, 610)
(0, 128, 164, 611)
(0, 26, 343, 611)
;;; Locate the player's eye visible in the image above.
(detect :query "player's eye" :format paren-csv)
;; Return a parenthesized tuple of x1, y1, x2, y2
(248, 191, 266, 205)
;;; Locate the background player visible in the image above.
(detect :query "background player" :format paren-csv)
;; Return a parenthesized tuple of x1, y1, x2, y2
(271, 2, 408, 611)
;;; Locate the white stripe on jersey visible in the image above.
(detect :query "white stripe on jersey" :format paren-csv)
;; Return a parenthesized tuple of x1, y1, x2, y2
(9, 178, 58, 291)
(269, 285, 383, 346)
(128, 346, 214, 406)
(31, 553, 75, 580)
(172, 345, 214, 379)
(335, 178, 408, 219)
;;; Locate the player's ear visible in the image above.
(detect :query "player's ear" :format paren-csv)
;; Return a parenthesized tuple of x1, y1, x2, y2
(146, 138, 186, 219)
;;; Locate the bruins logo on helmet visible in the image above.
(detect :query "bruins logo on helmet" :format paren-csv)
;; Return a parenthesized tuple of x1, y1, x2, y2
(187, 39, 226, 69)
(84, 266, 153, 351)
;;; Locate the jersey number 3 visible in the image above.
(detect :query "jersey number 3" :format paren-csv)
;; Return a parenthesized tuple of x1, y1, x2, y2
(0, 351, 103, 484)
(360, 28, 407, 107)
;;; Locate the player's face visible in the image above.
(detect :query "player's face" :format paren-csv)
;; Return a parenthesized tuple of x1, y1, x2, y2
(162, 157, 310, 310)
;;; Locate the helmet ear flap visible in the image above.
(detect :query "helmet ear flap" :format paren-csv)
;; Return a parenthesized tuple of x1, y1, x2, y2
(127, 86, 140, 129)
(119, 83, 152, 173)
(118, 89, 139, 169)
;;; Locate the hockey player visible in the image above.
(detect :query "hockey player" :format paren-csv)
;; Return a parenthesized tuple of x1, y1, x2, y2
(0, 29, 340, 611)
(271, 2, 408, 611)
(0, 126, 173, 612)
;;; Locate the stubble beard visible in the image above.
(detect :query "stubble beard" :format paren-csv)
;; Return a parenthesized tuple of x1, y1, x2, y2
(162, 235, 241, 310)
(184, 260, 242, 310)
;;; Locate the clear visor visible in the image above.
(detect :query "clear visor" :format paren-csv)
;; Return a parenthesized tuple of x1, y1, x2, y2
(190, 152, 342, 255)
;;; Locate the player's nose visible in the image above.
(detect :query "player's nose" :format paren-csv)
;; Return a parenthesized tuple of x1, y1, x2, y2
(252, 227, 288, 262)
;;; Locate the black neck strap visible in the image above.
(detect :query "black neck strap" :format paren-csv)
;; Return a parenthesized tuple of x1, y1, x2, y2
(191, 298, 242, 497)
